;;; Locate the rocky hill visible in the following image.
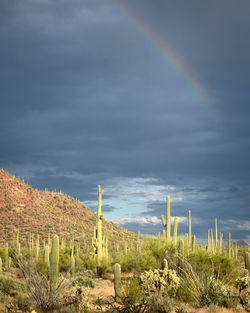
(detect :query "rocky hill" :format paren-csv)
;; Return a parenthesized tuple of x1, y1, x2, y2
(0, 169, 135, 247)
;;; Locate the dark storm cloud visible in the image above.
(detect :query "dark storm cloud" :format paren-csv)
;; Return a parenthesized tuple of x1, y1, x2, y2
(0, 0, 249, 241)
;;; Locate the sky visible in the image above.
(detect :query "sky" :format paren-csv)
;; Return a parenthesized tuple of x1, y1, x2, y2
(1, 0, 250, 242)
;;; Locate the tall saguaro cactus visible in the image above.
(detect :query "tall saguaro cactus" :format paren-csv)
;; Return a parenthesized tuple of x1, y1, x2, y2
(228, 232, 231, 259)
(215, 218, 218, 248)
(173, 217, 178, 247)
(161, 196, 171, 243)
(96, 185, 104, 264)
(219, 232, 223, 254)
(207, 230, 211, 252)
(50, 235, 59, 292)
(188, 210, 191, 246)
(36, 234, 40, 262)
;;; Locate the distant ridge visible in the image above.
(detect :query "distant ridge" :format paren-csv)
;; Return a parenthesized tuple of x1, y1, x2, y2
(0, 169, 135, 246)
(236, 239, 249, 246)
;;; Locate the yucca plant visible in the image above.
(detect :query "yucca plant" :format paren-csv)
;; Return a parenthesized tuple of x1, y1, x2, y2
(175, 256, 235, 307)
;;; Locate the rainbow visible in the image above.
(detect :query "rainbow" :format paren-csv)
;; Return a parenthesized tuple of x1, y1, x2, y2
(111, 1, 217, 117)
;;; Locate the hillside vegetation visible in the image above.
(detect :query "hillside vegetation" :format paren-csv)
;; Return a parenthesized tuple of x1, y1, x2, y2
(0, 169, 135, 246)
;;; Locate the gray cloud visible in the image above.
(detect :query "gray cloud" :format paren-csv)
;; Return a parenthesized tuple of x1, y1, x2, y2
(0, 0, 249, 241)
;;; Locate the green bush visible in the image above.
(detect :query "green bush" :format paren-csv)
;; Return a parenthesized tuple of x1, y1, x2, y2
(188, 250, 239, 282)
(200, 277, 230, 307)
(121, 276, 146, 304)
(147, 294, 173, 313)
(72, 276, 95, 288)
(0, 277, 25, 296)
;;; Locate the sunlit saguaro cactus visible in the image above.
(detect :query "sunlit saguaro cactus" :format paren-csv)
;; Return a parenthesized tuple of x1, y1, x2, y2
(97, 185, 104, 264)
(215, 218, 218, 249)
(44, 245, 50, 268)
(162, 258, 168, 270)
(71, 255, 75, 277)
(245, 252, 250, 271)
(61, 238, 64, 250)
(188, 210, 191, 246)
(114, 263, 121, 302)
(161, 196, 171, 244)
(235, 242, 238, 261)
(192, 235, 196, 251)
(36, 234, 40, 262)
(219, 232, 223, 254)
(228, 232, 231, 259)
(4, 242, 9, 269)
(179, 239, 185, 259)
(207, 230, 211, 252)
(16, 229, 19, 249)
(211, 229, 214, 254)
(173, 217, 178, 247)
(50, 235, 59, 292)
(124, 241, 128, 255)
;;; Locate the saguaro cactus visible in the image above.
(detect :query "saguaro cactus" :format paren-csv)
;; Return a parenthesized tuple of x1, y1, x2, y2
(192, 235, 196, 251)
(215, 218, 218, 248)
(4, 243, 9, 269)
(161, 196, 171, 243)
(97, 185, 104, 264)
(162, 258, 168, 270)
(207, 230, 211, 252)
(173, 217, 178, 247)
(50, 235, 59, 292)
(245, 252, 250, 271)
(71, 255, 75, 277)
(211, 229, 214, 253)
(36, 235, 40, 262)
(0, 257, 2, 277)
(188, 210, 191, 246)
(219, 233, 223, 254)
(114, 263, 121, 302)
(228, 232, 231, 259)
(44, 245, 50, 268)
(16, 229, 19, 249)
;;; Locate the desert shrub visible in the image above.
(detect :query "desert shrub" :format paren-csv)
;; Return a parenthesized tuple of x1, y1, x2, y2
(0, 277, 25, 296)
(72, 276, 95, 288)
(0, 290, 8, 303)
(113, 248, 157, 273)
(188, 250, 239, 282)
(5, 293, 32, 312)
(121, 276, 146, 304)
(147, 294, 173, 313)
